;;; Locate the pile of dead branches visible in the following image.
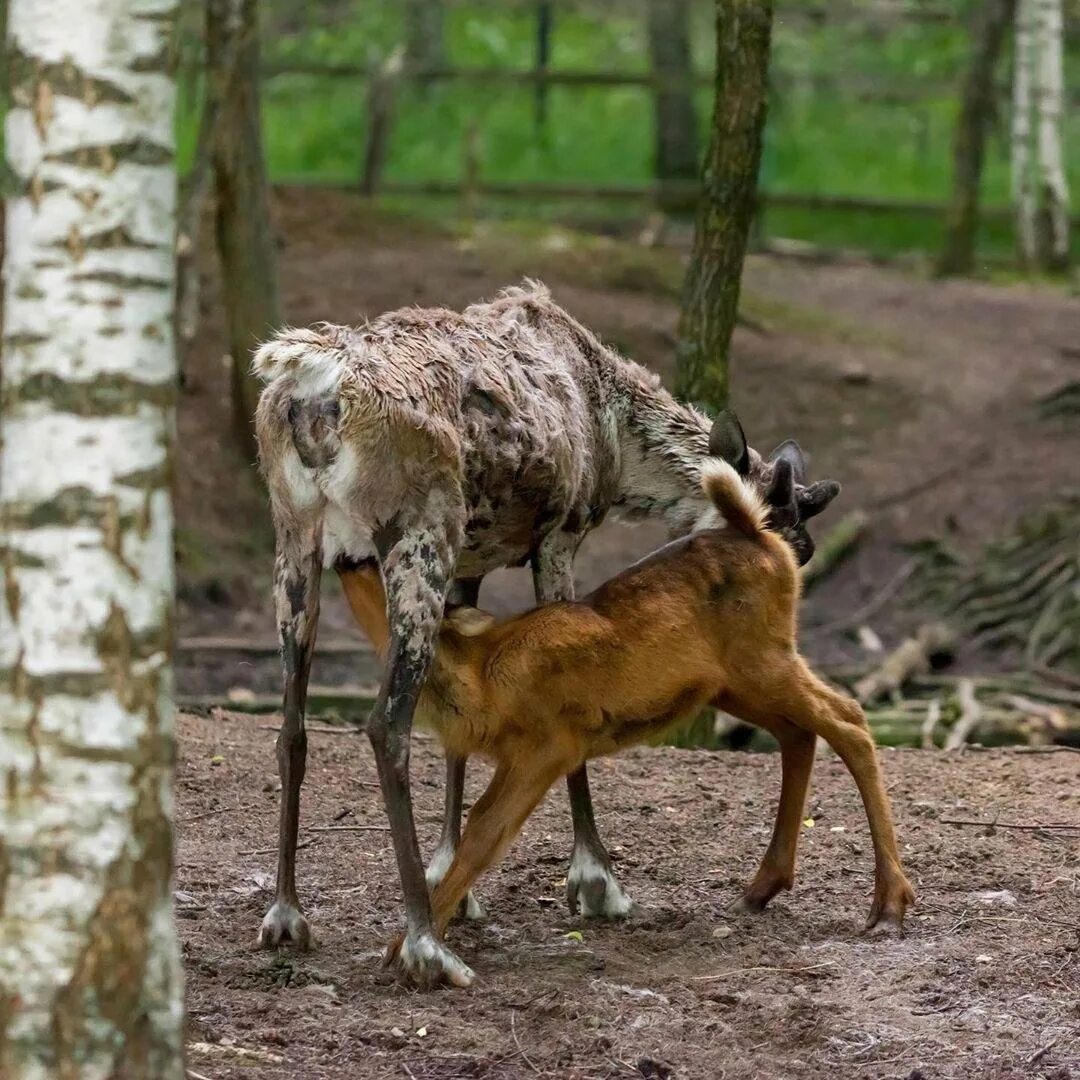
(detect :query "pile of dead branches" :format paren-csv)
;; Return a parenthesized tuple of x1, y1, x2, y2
(915, 494, 1079, 678)
(831, 497, 1080, 749)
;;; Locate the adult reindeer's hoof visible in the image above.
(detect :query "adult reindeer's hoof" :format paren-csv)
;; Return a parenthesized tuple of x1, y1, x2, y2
(258, 902, 311, 950)
(385, 931, 475, 988)
(566, 846, 633, 919)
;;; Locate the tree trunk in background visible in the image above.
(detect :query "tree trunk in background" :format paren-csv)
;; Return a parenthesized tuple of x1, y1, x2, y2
(209, 0, 281, 458)
(677, 0, 773, 414)
(404, 0, 445, 82)
(1033, 0, 1069, 270)
(1012, 0, 1037, 263)
(0, 0, 185, 1074)
(647, 0, 700, 215)
(534, 0, 554, 133)
(938, 0, 1016, 276)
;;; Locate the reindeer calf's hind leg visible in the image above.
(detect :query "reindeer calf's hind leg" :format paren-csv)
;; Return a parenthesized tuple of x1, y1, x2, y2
(777, 664, 915, 932)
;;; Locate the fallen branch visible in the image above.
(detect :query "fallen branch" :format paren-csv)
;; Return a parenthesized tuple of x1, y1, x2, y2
(257, 724, 361, 735)
(810, 557, 917, 634)
(180, 804, 250, 824)
(854, 622, 956, 703)
(307, 824, 390, 833)
(802, 509, 869, 588)
(920, 698, 941, 749)
(940, 818, 1080, 832)
(943, 678, 981, 750)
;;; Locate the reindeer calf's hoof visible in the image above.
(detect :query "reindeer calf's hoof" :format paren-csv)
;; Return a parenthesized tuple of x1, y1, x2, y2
(386, 931, 475, 989)
(426, 848, 486, 922)
(258, 902, 311, 950)
(864, 879, 915, 936)
(566, 847, 633, 919)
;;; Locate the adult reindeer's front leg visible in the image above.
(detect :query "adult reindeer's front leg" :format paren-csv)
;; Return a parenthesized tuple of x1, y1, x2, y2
(259, 519, 322, 949)
(370, 513, 475, 987)
(533, 533, 632, 919)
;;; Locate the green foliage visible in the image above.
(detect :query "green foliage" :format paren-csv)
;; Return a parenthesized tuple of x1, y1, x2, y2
(173, 1, 1080, 261)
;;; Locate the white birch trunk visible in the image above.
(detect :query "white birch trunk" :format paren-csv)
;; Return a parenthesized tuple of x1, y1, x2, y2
(0, 0, 184, 1076)
(1012, 0, 1037, 264)
(1033, 0, 1070, 267)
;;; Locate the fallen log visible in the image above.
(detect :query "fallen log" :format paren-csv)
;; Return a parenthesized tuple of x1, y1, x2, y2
(853, 622, 956, 703)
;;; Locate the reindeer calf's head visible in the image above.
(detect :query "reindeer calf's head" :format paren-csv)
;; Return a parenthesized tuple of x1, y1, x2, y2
(703, 410, 840, 566)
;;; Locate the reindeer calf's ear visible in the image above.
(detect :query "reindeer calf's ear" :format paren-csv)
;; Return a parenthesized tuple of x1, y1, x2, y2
(768, 439, 807, 484)
(708, 409, 750, 477)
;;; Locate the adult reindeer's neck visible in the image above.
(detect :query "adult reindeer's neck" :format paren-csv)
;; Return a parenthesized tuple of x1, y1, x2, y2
(612, 368, 712, 528)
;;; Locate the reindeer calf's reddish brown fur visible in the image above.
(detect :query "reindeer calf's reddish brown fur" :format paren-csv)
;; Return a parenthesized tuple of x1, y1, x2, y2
(341, 462, 914, 982)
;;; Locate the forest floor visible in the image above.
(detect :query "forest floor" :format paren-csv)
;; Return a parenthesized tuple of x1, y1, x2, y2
(177, 186, 1080, 692)
(177, 711, 1079, 1080)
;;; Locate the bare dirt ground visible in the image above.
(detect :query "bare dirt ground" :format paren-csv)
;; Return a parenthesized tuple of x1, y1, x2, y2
(178, 711, 1078, 1080)
(176, 187, 1080, 684)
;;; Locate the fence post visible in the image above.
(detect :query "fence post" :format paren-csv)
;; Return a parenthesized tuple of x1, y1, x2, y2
(462, 119, 481, 223)
(361, 48, 404, 196)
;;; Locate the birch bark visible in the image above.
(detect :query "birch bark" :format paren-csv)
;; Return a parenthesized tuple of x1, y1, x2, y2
(1033, 0, 1069, 269)
(1012, 0, 1037, 264)
(0, 0, 185, 1075)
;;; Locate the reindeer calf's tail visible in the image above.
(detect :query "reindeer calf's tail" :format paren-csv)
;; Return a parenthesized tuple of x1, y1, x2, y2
(700, 460, 769, 542)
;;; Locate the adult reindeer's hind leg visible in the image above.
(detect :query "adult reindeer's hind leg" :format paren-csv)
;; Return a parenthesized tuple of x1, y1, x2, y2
(533, 532, 632, 920)
(259, 517, 323, 949)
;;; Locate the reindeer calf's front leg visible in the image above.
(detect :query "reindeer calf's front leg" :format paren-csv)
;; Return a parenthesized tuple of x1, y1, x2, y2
(533, 531, 632, 920)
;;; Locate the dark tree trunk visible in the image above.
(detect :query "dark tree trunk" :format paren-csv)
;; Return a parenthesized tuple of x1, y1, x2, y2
(938, 0, 1016, 277)
(404, 0, 445, 83)
(676, 0, 773, 414)
(647, 0, 700, 215)
(534, 1, 553, 133)
(208, 0, 281, 461)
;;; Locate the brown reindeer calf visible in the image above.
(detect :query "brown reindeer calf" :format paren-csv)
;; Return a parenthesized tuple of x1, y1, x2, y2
(345, 457, 915, 986)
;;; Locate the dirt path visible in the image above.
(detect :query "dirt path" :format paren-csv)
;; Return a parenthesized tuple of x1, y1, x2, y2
(177, 712, 1079, 1080)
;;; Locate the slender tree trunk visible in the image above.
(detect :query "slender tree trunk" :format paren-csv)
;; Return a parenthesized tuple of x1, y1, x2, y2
(0, 0, 185, 1074)
(677, 0, 773, 413)
(534, 0, 553, 134)
(1013, 0, 1038, 264)
(647, 0, 700, 215)
(1033, 0, 1069, 270)
(938, 0, 1016, 276)
(403, 0, 445, 83)
(209, 0, 281, 459)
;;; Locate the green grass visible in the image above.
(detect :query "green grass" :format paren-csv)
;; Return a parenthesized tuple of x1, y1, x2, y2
(174, 1, 1080, 263)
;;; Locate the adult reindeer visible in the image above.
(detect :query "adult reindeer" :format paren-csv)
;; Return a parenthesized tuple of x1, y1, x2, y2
(253, 283, 839, 986)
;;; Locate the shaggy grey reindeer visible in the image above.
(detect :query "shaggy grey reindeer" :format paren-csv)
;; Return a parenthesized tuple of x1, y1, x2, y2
(253, 282, 839, 987)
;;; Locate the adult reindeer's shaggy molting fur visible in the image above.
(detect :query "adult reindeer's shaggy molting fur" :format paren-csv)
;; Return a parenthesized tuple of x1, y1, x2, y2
(346, 457, 914, 987)
(253, 283, 840, 987)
